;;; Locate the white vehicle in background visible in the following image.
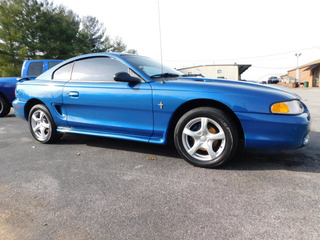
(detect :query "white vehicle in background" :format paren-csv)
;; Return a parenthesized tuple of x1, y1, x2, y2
(268, 76, 279, 84)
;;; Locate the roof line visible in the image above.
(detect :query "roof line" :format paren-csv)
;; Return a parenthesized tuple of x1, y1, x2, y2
(288, 58, 320, 71)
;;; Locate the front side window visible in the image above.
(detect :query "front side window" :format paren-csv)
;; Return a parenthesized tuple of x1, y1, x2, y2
(71, 57, 129, 82)
(121, 55, 182, 79)
(28, 62, 43, 76)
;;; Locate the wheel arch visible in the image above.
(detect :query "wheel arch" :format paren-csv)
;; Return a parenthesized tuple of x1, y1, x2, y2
(0, 91, 11, 105)
(24, 98, 46, 120)
(0, 91, 12, 117)
(166, 99, 245, 146)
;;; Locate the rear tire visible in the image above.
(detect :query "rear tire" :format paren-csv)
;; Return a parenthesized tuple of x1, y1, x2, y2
(28, 104, 61, 143)
(174, 107, 238, 168)
(0, 95, 11, 117)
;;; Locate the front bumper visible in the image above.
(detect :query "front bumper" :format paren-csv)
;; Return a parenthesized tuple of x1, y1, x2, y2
(236, 111, 310, 152)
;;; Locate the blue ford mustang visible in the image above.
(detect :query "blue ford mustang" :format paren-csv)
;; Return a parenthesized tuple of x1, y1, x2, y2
(13, 53, 310, 168)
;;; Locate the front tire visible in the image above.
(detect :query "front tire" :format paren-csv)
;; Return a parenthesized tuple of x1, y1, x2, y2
(28, 104, 61, 143)
(0, 95, 11, 117)
(174, 107, 238, 168)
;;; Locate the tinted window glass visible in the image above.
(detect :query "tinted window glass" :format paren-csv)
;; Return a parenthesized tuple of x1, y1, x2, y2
(28, 62, 43, 76)
(122, 55, 181, 78)
(53, 62, 73, 80)
(71, 57, 128, 82)
(48, 61, 60, 69)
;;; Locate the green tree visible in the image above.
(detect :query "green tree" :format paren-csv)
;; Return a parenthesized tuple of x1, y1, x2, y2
(99, 36, 126, 53)
(0, 0, 81, 76)
(127, 49, 138, 54)
(0, 0, 137, 77)
(110, 36, 127, 53)
(32, 1, 81, 59)
(81, 16, 106, 53)
(0, 0, 25, 76)
(17, 0, 42, 59)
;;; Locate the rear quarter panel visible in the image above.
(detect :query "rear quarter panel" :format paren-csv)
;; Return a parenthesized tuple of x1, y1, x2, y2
(15, 79, 68, 127)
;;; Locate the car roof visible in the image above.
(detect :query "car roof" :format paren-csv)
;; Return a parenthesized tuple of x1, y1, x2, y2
(35, 53, 146, 81)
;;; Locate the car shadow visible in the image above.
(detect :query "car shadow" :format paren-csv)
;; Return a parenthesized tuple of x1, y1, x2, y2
(224, 131, 320, 173)
(59, 133, 181, 159)
(57, 131, 320, 173)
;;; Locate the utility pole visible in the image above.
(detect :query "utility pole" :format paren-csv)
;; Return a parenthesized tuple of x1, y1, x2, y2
(295, 53, 301, 83)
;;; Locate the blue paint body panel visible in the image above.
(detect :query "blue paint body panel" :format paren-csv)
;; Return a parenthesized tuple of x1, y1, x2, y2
(236, 112, 310, 151)
(62, 81, 153, 139)
(0, 59, 62, 105)
(0, 77, 17, 103)
(13, 53, 310, 152)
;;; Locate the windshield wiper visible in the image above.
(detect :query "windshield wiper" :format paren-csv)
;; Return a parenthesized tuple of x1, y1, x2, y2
(150, 73, 180, 78)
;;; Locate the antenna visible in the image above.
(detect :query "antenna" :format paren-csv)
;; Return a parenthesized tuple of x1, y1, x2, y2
(158, 0, 164, 75)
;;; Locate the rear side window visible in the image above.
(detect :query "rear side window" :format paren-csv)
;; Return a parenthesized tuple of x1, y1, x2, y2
(53, 62, 73, 80)
(28, 62, 43, 76)
(71, 57, 128, 82)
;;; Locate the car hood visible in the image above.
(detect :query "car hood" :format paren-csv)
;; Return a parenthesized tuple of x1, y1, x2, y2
(166, 77, 297, 99)
(150, 77, 300, 114)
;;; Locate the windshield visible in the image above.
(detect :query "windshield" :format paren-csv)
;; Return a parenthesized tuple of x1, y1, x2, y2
(122, 55, 182, 79)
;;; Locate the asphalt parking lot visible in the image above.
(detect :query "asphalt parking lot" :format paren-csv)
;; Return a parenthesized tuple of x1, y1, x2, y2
(0, 85, 319, 240)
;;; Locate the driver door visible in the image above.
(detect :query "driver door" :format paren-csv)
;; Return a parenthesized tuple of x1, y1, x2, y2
(62, 57, 153, 141)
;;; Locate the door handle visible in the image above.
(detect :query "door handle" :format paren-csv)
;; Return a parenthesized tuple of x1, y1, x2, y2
(69, 91, 79, 98)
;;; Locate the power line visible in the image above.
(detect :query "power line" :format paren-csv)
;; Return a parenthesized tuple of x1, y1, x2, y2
(251, 65, 295, 70)
(166, 45, 320, 63)
(214, 46, 320, 62)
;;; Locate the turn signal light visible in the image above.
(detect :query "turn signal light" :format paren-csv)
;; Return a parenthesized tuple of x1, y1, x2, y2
(271, 100, 304, 115)
(271, 103, 289, 113)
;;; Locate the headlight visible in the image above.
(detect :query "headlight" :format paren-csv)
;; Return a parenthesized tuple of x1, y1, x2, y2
(271, 100, 304, 115)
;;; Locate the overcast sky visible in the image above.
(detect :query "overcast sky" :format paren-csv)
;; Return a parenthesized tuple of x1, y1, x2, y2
(53, 0, 320, 80)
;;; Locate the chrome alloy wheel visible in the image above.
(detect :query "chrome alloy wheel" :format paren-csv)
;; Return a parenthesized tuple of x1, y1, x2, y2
(182, 117, 226, 161)
(30, 110, 51, 141)
(0, 101, 3, 113)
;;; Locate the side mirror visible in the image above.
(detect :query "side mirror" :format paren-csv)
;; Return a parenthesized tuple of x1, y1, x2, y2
(114, 72, 141, 83)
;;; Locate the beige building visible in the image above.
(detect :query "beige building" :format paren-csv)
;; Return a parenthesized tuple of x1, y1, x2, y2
(281, 59, 320, 88)
(178, 64, 251, 80)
